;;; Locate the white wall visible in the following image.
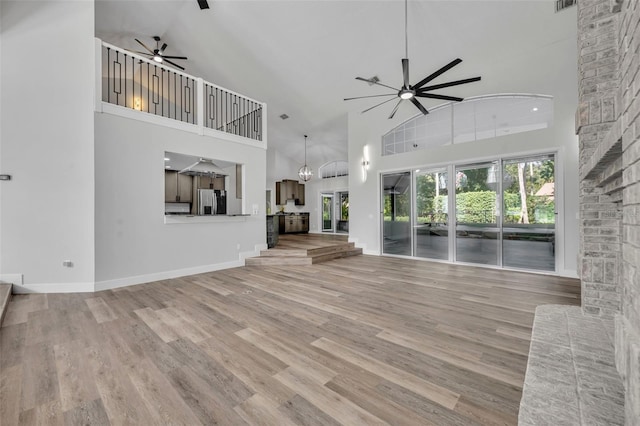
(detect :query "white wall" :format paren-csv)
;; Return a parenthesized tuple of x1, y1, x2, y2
(0, 0, 96, 291)
(94, 112, 266, 287)
(304, 176, 348, 233)
(347, 23, 579, 275)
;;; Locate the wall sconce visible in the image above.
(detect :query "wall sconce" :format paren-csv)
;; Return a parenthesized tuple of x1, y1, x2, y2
(133, 97, 142, 111)
(361, 144, 370, 182)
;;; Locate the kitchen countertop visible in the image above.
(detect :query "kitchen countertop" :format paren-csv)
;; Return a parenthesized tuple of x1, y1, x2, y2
(164, 214, 251, 224)
(272, 212, 309, 216)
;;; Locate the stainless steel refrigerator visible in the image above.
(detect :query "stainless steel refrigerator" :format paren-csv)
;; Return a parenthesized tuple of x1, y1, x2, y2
(198, 189, 226, 215)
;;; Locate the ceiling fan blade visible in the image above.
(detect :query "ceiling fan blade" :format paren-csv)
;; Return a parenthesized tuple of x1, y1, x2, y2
(413, 58, 462, 90)
(131, 51, 153, 57)
(417, 76, 481, 92)
(355, 77, 399, 91)
(159, 43, 168, 54)
(197, 0, 210, 9)
(415, 93, 464, 102)
(361, 96, 399, 114)
(161, 55, 188, 60)
(402, 58, 410, 88)
(163, 58, 185, 71)
(344, 93, 396, 101)
(410, 98, 429, 115)
(388, 99, 403, 119)
(135, 38, 155, 55)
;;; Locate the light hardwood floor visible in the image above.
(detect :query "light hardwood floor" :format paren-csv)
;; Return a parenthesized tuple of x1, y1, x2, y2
(0, 255, 580, 425)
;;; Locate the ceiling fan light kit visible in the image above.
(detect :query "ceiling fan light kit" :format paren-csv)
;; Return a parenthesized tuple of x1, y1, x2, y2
(134, 36, 188, 70)
(345, 0, 481, 118)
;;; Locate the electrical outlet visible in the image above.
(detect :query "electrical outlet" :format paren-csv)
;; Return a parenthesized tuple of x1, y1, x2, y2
(62, 260, 74, 268)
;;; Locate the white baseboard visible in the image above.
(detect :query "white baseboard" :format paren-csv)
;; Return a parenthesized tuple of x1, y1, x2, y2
(0, 274, 23, 286)
(94, 260, 244, 291)
(362, 249, 379, 256)
(13, 281, 95, 294)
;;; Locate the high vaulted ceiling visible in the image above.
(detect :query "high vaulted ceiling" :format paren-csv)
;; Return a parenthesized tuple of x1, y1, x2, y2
(95, 0, 576, 169)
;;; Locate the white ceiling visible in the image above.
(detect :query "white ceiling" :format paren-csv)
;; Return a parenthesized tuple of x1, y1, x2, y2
(95, 0, 576, 169)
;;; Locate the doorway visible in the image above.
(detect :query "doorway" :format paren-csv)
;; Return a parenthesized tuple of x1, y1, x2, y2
(321, 194, 334, 232)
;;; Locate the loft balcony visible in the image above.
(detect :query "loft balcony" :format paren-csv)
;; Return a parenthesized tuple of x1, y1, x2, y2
(94, 38, 267, 146)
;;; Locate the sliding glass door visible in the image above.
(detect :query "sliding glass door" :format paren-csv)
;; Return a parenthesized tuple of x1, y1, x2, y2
(414, 169, 449, 260)
(380, 152, 557, 272)
(502, 155, 555, 271)
(454, 162, 500, 265)
(382, 172, 412, 256)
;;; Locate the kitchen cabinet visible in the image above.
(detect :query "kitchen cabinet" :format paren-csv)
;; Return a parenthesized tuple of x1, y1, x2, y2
(198, 176, 225, 190)
(165, 171, 193, 203)
(278, 213, 309, 234)
(275, 180, 305, 205)
(296, 183, 305, 206)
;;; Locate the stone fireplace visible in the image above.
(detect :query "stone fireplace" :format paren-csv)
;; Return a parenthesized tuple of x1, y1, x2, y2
(577, 0, 640, 422)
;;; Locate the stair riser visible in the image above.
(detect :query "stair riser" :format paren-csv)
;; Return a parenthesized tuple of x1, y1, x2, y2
(307, 243, 355, 257)
(245, 258, 313, 266)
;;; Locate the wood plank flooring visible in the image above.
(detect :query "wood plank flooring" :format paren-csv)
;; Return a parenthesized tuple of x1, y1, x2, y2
(0, 255, 580, 425)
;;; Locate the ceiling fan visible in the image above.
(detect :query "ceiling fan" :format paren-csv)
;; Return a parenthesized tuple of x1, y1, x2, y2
(345, 0, 481, 119)
(133, 36, 188, 71)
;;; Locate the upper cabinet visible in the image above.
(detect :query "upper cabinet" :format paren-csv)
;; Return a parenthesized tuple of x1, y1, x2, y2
(198, 175, 225, 191)
(296, 182, 305, 206)
(165, 171, 193, 203)
(276, 179, 305, 205)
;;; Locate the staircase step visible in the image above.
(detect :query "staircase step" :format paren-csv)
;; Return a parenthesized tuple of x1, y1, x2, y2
(0, 282, 12, 327)
(311, 247, 363, 264)
(259, 249, 309, 257)
(247, 235, 362, 267)
(245, 256, 313, 266)
(307, 242, 355, 257)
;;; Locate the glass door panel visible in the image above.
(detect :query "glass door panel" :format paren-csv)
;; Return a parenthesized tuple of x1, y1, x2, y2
(502, 155, 556, 271)
(321, 194, 333, 232)
(382, 172, 412, 256)
(337, 192, 349, 233)
(414, 170, 449, 260)
(455, 163, 499, 265)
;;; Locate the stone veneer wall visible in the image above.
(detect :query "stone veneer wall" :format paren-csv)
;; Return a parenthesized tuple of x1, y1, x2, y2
(578, 0, 640, 422)
(577, 0, 623, 317)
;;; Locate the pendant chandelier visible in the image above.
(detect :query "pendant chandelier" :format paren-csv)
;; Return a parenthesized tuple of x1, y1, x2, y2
(298, 135, 313, 182)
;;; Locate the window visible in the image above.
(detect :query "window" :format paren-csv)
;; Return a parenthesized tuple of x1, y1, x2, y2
(382, 95, 553, 156)
(319, 161, 349, 179)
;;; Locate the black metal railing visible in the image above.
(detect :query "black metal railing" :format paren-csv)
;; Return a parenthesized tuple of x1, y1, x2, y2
(204, 83, 262, 141)
(102, 45, 197, 125)
(99, 41, 264, 142)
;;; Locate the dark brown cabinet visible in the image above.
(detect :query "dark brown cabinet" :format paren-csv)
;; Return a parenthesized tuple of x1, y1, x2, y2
(276, 180, 305, 205)
(165, 171, 193, 203)
(278, 213, 309, 234)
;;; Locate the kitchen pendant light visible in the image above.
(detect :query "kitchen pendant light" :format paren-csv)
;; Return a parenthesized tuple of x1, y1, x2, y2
(298, 135, 313, 182)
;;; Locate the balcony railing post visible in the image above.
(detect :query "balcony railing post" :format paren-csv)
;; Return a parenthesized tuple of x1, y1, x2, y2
(95, 38, 103, 112)
(197, 78, 204, 134)
(261, 102, 268, 144)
